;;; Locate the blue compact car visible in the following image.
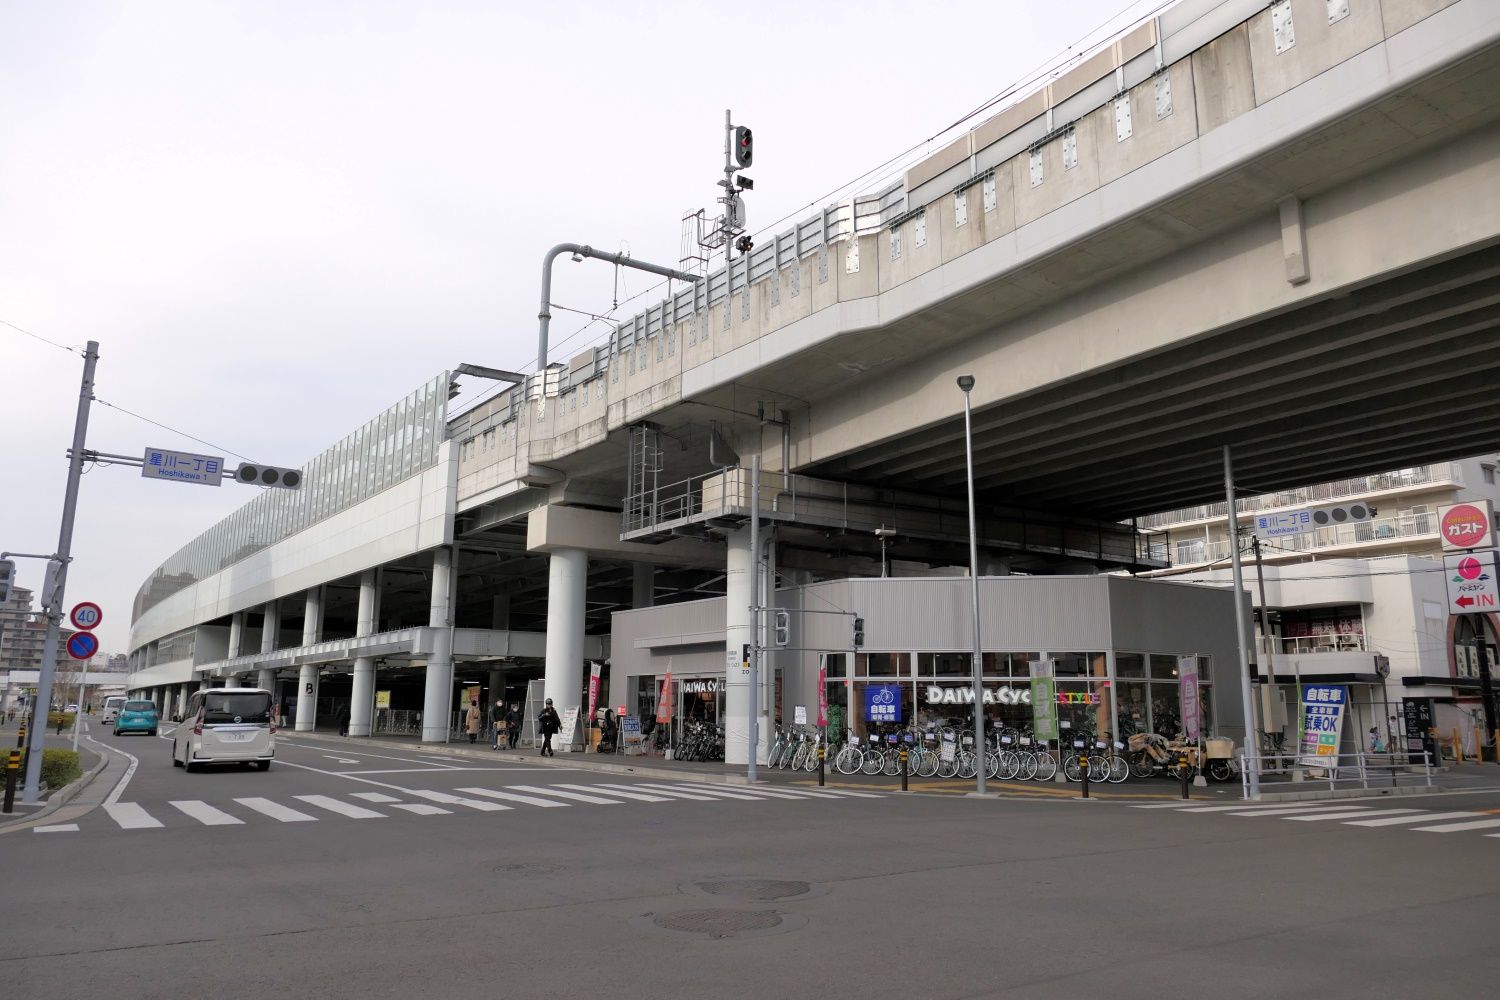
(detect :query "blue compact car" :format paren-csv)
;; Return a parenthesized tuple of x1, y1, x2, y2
(114, 700, 159, 737)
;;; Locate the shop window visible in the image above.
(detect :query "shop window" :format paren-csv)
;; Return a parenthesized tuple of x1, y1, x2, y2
(1149, 654, 1180, 679)
(821, 653, 847, 678)
(848, 678, 912, 740)
(920, 652, 970, 677)
(858, 652, 910, 677)
(983, 652, 1036, 677)
(1116, 652, 1146, 678)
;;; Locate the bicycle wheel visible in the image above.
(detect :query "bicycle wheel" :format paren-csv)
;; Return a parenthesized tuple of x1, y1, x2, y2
(803, 744, 821, 773)
(937, 753, 958, 778)
(1107, 754, 1129, 783)
(834, 745, 861, 775)
(1033, 751, 1057, 781)
(984, 750, 1000, 780)
(1017, 751, 1039, 781)
(918, 749, 940, 778)
(997, 750, 1020, 781)
(956, 750, 978, 779)
(862, 750, 884, 776)
(1062, 754, 1082, 782)
(1089, 756, 1110, 782)
(1129, 754, 1155, 779)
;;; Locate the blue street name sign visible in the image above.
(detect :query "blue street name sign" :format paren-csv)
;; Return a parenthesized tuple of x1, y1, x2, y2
(141, 447, 224, 487)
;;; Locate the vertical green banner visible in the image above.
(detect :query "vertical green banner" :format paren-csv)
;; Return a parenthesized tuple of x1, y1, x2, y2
(1029, 658, 1058, 741)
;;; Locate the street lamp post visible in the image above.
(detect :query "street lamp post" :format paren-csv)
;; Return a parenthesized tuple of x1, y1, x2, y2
(957, 375, 985, 796)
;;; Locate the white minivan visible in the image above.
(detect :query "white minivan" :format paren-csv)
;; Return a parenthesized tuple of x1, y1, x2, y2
(172, 688, 276, 772)
(102, 695, 128, 726)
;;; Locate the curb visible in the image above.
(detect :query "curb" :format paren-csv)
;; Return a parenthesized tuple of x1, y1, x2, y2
(0, 747, 109, 835)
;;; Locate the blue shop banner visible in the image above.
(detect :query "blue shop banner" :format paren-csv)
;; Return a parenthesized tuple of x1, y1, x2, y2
(864, 684, 903, 723)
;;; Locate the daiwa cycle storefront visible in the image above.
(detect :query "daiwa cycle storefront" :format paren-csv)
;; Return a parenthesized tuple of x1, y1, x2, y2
(610, 575, 1247, 757)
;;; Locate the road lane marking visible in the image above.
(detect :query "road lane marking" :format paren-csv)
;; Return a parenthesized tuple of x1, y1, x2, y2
(83, 732, 141, 806)
(234, 797, 318, 823)
(170, 800, 244, 826)
(326, 757, 361, 764)
(1409, 817, 1500, 833)
(455, 787, 571, 808)
(276, 743, 469, 768)
(506, 784, 621, 805)
(634, 783, 769, 801)
(552, 783, 674, 802)
(1345, 811, 1486, 827)
(390, 803, 450, 815)
(293, 795, 385, 819)
(351, 792, 401, 803)
(33, 824, 79, 833)
(103, 803, 163, 829)
(659, 783, 809, 800)
(766, 786, 883, 799)
(1223, 806, 1371, 817)
(405, 789, 511, 812)
(1284, 809, 1423, 822)
(1173, 803, 1329, 813)
(593, 783, 718, 802)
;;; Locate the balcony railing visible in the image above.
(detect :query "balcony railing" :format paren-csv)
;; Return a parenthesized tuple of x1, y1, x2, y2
(1139, 464, 1461, 530)
(1169, 512, 1438, 567)
(1280, 633, 1367, 655)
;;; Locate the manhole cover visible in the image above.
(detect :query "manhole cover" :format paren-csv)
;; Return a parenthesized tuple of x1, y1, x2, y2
(694, 878, 812, 901)
(654, 909, 782, 938)
(492, 863, 563, 875)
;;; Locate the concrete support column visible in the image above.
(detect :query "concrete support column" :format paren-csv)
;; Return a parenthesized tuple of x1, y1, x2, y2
(295, 663, 319, 732)
(724, 528, 769, 766)
(175, 685, 188, 718)
(491, 595, 511, 630)
(349, 569, 378, 738)
(256, 668, 276, 693)
(632, 563, 655, 609)
(421, 547, 455, 743)
(543, 547, 587, 723)
(302, 588, 323, 647)
(261, 601, 279, 653)
(227, 611, 245, 659)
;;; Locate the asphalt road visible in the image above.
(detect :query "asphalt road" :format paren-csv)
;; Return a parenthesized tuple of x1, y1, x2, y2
(3, 721, 1498, 999)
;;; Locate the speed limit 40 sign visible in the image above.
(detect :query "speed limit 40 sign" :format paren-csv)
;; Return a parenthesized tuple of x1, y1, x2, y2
(70, 602, 103, 631)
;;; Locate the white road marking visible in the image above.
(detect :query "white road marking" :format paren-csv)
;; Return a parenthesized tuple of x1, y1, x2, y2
(83, 732, 141, 806)
(1284, 809, 1423, 822)
(103, 803, 163, 829)
(1224, 805, 1371, 817)
(276, 742, 468, 768)
(771, 786, 883, 799)
(293, 795, 385, 819)
(455, 787, 571, 808)
(33, 824, 79, 833)
(593, 783, 718, 802)
(552, 783, 674, 803)
(635, 783, 767, 801)
(660, 783, 808, 800)
(506, 784, 620, 805)
(1344, 811, 1486, 827)
(326, 757, 360, 764)
(405, 789, 511, 811)
(351, 792, 401, 803)
(390, 803, 450, 815)
(1173, 803, 1329, 813)
(170, 800, 244, 826)
(234, 797, 318, 823)
(1410, 817, 1500, 833)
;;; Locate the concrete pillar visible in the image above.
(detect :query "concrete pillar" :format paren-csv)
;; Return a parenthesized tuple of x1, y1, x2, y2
(198, 677, 210, 692)
(295, 663, 319, 732)
(632, 563, 655, 609)
(256, 668, 276, 693)
(175, 685, 188, 718)
(302, 588, 323, 646)
(491, 595, 511, 630)
(227, 611, 245, 659)
(261, 601, 279, 653)
(724, 528, 770, 766)
(349, 569, 378, 738)
(421, 548, 455, 743)
(224, 674, 241, 689)
(543, 547, 587, 721)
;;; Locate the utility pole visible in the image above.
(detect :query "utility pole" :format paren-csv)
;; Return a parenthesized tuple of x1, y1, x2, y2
(23, 341, 98, 804)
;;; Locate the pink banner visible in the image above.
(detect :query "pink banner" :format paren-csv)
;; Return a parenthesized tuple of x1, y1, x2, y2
(586, 662, 602, 739)
(656, 671, 673, 724)
(817, 660, 828, 727)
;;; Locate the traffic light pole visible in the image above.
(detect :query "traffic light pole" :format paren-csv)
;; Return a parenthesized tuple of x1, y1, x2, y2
(23, 341, 98, 804)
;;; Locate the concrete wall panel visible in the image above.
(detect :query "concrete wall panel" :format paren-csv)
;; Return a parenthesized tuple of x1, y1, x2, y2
(1249, 0, 1386, 105)
(1381, 0, 1460, 36)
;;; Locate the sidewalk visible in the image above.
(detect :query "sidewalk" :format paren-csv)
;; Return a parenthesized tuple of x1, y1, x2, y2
(0, 717, 123, 834)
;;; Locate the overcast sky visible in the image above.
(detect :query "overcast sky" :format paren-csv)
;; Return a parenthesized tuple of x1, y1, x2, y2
(1, 0, 1160, 655)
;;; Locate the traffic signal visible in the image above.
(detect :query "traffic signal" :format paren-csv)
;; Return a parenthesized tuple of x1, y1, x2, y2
(773, 610, 790, 648)
(234, 463, 303, 490)
(448, 378, 460, 400)
(734, 125, 753, 168)
(1310, 502, 1376, 526)
(852, 617, 865, 649)
(0, 559, 13, 604)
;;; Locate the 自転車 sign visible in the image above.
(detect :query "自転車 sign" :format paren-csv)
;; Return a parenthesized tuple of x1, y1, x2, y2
(1299, 685, 1347, 766)
(864, 684, 902, 723)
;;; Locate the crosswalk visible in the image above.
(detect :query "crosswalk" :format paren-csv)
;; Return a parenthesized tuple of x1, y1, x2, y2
(1133, 798, 1500, 841)
(37, 781, 880, 834)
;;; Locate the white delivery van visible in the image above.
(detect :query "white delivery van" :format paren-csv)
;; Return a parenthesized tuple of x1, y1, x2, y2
(172, 688, 276, 772)
(102, 695, 128, 726)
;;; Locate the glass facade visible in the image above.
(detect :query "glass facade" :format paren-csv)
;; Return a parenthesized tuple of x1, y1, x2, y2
(132, 374, 449, 624)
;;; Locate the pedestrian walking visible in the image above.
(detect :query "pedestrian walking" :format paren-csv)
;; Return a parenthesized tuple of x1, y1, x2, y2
(465, 699, 481, 745)
(505, 703, 522, 749)
(335, 703, 350, 738)
(538, 698, 561, 757)
(491, 698, 505, 750)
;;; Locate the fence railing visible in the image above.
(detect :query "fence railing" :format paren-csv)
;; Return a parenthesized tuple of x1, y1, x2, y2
(1239, 751, 1433, 797)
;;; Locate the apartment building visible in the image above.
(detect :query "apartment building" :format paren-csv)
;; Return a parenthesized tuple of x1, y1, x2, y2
(1144, 457, 1500, 755)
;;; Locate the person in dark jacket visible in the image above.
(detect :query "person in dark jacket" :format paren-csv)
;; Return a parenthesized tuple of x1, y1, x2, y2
(505, 704, 522, 750)
(335, 703, 350, 738)
(538, 699, 561, 757)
